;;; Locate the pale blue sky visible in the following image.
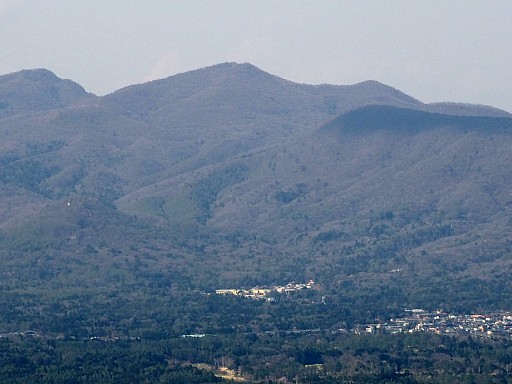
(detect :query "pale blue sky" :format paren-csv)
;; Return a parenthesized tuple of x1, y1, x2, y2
(1, 0, 511, 112)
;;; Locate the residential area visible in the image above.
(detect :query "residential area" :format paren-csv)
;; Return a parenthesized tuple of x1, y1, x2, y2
(357, 309, 512, 340)
(214, 280, 315, 300)
(212, 282, 512, 341)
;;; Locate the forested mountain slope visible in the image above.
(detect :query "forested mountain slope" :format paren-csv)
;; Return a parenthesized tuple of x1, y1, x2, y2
(0, 63, 511, 309)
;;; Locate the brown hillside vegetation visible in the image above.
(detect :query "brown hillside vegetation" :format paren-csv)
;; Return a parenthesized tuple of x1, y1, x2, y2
(0, 63, 511, 308)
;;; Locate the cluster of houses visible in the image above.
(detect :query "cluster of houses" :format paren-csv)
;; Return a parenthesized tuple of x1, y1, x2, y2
(356, 309, 512, 340)
(215, 280, 315, 300)
(0, 330, 38, 337)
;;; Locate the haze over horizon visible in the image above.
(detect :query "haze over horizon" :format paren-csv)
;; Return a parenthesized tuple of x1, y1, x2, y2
(1, 1, 511, 113)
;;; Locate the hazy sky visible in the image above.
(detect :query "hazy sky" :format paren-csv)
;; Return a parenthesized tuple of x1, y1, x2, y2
(1, 1, 511, 112)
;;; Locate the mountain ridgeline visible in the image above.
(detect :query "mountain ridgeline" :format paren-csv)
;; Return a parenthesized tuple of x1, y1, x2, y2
(1, 62, 512, 310)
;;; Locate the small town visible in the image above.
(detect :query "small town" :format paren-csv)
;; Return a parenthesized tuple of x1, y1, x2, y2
(213, 283, 512, 341)
(356, 309, 512, 340)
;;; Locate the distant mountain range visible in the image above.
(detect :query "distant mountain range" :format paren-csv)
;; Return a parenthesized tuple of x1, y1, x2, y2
(1, 63, 511, 308)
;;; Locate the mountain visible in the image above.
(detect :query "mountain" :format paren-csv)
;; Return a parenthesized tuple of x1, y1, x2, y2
(0, 63, 511, 311)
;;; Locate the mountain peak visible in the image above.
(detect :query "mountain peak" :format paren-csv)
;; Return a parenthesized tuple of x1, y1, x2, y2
(172, 62, 282, 84)
(208, 61, 258, 70)
(0, 68, 76, 88)
(0, 68, 94, 117)
(349, 80, 420, 105)
(16, 68, 60, 80)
